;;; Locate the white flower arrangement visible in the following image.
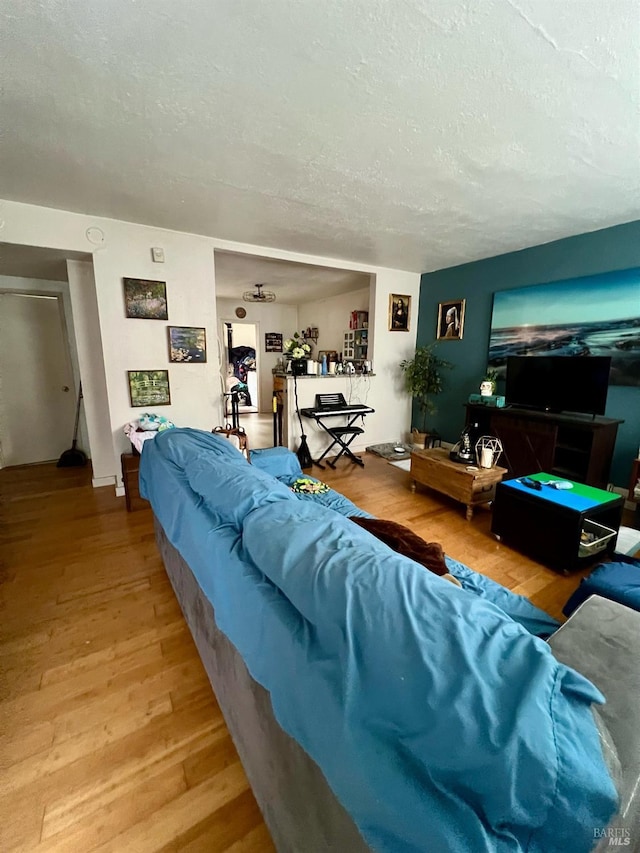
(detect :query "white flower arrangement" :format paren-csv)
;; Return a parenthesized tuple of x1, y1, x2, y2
(284, 332, 312, 360)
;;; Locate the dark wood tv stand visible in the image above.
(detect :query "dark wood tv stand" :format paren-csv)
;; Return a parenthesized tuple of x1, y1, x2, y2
(465, 404, 623, 489)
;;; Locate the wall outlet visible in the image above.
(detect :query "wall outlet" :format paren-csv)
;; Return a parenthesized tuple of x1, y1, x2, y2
(151, 247, 165, 263)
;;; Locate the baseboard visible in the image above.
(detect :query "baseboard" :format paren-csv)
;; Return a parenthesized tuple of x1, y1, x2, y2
(115, 485, 125, 497)
(92, 475, 116, 489)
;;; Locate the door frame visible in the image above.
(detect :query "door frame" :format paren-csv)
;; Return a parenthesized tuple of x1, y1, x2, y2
(0, 287, 81, 467)
(218, 317, 261, 412)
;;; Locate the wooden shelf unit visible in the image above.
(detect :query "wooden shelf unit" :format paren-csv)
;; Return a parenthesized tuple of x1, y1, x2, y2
(344, 328, 368, 362)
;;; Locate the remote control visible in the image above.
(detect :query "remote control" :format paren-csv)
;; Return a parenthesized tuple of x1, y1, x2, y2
(519, 477, 542, 490)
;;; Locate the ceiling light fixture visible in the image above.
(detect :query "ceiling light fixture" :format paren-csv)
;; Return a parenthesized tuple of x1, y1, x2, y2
(242, 283, 276, 303)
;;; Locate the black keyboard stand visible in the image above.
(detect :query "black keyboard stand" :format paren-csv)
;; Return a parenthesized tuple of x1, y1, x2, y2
(301, 395, 373, 469)
(308, 413, 366, 469)
(223, 390, 240, 429)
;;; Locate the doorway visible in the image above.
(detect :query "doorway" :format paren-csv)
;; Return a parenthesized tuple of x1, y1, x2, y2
(0, 291, 77, 466)
(221, 321, 259, 414)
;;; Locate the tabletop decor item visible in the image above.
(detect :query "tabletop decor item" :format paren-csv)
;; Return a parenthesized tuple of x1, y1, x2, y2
(284, 332, 312, 374)
(475, 435, 503, 468)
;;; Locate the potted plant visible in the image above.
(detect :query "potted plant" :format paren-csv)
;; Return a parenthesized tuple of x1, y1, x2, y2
(480, 367, 498, 396)
(399, 344, 452, 446)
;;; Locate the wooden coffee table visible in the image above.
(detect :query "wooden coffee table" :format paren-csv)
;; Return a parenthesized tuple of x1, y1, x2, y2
(410, 447, 507, 520)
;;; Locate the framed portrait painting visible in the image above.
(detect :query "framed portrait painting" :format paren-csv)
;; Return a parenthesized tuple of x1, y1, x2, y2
(389, 294, 411, 331)
(437, 299, 465, 340)
(128, 370, 171, 407)
(168, 326, 207, 362)
(123, 278, 168, 320)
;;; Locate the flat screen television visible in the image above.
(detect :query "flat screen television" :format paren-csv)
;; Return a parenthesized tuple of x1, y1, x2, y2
(505, 356, 611, 416)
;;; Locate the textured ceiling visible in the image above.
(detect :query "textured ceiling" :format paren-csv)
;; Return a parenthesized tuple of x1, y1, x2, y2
(214, 252, 370, 303)
(1, 0, 639, 273)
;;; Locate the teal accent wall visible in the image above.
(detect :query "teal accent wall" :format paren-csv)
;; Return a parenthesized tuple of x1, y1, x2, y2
(418, 220, 640, 487)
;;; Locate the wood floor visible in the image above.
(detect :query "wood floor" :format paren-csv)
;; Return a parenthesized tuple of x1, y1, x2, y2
(1, 454, 635, 851)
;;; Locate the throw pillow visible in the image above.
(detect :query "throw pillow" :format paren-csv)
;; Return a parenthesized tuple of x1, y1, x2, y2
(349, 516, 460, 585)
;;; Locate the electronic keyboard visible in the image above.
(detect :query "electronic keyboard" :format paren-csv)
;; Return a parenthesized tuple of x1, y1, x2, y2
(301, 393, 374, 418)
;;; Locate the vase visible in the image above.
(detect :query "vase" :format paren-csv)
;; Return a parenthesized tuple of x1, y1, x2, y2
(292, 359, 306, 376)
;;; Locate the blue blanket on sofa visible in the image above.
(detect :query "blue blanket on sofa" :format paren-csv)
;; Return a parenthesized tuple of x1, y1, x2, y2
(140, 428, 616, 853)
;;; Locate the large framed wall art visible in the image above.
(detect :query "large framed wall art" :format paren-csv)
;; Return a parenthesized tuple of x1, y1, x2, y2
(488, 267, 640, 386)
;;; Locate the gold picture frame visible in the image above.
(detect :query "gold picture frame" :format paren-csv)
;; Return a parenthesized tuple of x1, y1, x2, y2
(436, 299, 465, 340)
(389, 294, 411, 331)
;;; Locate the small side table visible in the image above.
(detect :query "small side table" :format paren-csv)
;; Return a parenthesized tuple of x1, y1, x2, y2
(410, 447, 507, 520)
(121, 452, 150, 512)
(491, 474, 623, 573)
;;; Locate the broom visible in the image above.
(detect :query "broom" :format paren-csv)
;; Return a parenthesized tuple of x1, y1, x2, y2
(57, 382, 88, 467)
(292, 373, 313, 469)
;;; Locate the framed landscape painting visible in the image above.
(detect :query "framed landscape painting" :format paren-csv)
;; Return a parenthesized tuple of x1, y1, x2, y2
(168, 326, 207, 363)
(128, 370, 171, 407)
(123, 278, 168, 320)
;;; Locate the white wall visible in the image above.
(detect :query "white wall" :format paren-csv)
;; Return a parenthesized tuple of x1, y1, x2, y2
(1, 199, 421, 486)
(67, 260, 116, 484)
(229, 323, 256, 349)
(298, 286, 371, 356)
(366, 270, 421, 444)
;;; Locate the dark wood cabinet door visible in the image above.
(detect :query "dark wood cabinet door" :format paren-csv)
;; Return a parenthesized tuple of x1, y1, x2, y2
(489, 415, 557, 476)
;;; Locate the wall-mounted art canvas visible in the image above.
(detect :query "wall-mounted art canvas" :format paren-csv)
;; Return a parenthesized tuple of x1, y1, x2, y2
(389, 294, 411, 331)
(436, 299, 465, 340)
(128, 370, 171, 407)
(265, 332, 283, 353)
(168, 326, 207, 362)
(488, 267, 640, 386)
(123, 278, 168, 320)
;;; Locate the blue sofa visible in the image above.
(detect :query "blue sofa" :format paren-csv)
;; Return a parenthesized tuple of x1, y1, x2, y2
(140, 428, 619, 853)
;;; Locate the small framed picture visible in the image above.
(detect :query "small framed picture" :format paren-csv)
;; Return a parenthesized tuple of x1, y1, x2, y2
(128, 370, 171, 407)
(389, 294, 411, 331)
(168, 326, 207, 362)
(437, 299, 465, 340)
(123, 278, 168, 320)
(265, 332, 283, 353)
